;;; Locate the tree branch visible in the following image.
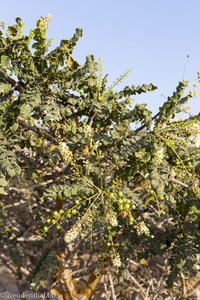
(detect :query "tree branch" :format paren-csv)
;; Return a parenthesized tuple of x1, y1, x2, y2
(134, 95, 191, 134)
(17, 117, 56, 143)
(0, 68, 24, 93)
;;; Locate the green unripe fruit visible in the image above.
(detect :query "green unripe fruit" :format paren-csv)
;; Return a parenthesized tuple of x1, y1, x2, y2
(75, 199, 80, 205)
(124, 203, 130, 210)
(71, 209, 77, 215)
(52, 219, 56, 224)
(56, 225, 61, 229)
(47, 219, 51, 224)
(118, 199, 123, 205)
(109, 192, 115, 199)
(59, 209, 64, 215)
(131, 204, 136, 209)
(53, 211, 59, 218)
(43, 226, 48, 232)
(67, 213, 71, 218)
(107, 242, 111, 246)
(129, 216, 134, 223)
(118, 191, 123, 197)
(107, 226, 112, 231)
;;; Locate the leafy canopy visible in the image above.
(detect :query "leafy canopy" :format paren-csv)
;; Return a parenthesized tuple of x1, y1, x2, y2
(0, 17, 200, 294)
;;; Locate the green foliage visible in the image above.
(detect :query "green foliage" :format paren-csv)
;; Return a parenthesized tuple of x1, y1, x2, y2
(0, 17, 200, 296)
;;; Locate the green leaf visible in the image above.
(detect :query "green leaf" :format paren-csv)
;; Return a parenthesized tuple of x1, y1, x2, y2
(0, 186, 7, 195)
(0, 83, 11, 94)
(0, 175, 7, 186)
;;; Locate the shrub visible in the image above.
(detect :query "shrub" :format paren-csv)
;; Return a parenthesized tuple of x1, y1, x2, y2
(0, 17, 199, 299)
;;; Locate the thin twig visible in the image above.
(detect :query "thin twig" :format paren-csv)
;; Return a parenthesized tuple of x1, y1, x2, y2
(104, 280, 111, 300)
(180, 272, 187, 297)
(8, 179, 54, 193)
(108, 272, 117, 300)
(125, 269, 146, 299)
(145, 278, 153, 299)
(129, 259, 141, 268)
(17, 117, 56, 143)
(170, 178, 189, 188)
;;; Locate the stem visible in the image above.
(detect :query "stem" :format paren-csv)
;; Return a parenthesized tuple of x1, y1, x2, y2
(0, 68, 24, 92)
(18, 117, 56, 143)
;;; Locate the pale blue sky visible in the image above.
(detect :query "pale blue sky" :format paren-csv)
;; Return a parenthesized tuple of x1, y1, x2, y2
(1, 0, 200, 115)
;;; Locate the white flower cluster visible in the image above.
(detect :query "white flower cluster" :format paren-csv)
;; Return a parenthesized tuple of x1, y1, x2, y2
(107, 212, 118, 227)
(43, 14, 52, 27)
(64, 222, 81, 244)
(111, 253, 121, 268)
(83, 124, 93, 138)
(136, 221, 150, 236)
(58, 142, 73, 163)
(154, 147, 164, 166)
(192, 178, 200, 197)
(64, 210, 94, 244)
(184, 122, 200, 137)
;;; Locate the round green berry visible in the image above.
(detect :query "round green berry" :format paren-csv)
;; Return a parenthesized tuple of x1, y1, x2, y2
(118, 199, 123, 205)
(129, 216, 134, 223)
(43, 226, 48, 232)
(71, 209, 77, 215)
(131, 204, 136, 209)
(47, 219, 51, 224)
(187, 162, 192, 168)
(53, 211, 59, 218)
(109, 192, 115, 199)
(118, 191, 123, 197)
(124, 203, 130, 210)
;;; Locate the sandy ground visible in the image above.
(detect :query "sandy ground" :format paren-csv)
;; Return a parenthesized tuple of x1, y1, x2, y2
(0, 265, 19, 300)
(0, 265, 52, 300)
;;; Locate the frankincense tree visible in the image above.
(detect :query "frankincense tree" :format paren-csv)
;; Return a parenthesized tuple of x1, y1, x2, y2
(0, 17, 200, 299)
